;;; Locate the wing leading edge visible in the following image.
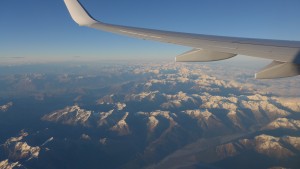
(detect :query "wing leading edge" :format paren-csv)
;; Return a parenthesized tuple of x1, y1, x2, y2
(63, 0, 300, 79)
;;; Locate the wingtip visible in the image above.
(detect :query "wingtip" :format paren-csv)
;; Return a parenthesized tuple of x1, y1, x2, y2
(64, 0, 98, 26)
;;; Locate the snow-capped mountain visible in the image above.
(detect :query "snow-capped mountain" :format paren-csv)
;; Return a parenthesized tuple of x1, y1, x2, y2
(1, 131, 40, 161)
(1, 62, 300, 169)
(42, 105, 92, 126)
(0, 102, 13, 112)
(263, 118, 300, 130)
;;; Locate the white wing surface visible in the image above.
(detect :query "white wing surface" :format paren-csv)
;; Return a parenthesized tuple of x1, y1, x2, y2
(64, 0, 300, 79)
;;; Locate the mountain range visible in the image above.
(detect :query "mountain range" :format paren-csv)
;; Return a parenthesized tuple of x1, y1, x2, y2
(0, 62, 299, 169)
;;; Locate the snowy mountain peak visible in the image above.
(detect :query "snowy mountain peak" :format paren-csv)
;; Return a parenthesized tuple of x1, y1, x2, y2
(147, 116, 159, 132)
(3, 139, 40, 161)
(264, 118, 300, 130)
(98, 109, 114, 126)
(42, 105, 92, 126)
(110, 112, 130, 136)
(281, 136, 300, 151)
(0, 102, 13, 112)
(184, 109, 214, 121)
(0, 159, 24, 169)
(7, 131, 28, 143)
(254, 135, 294, 159)
(116, 102, 126, 110)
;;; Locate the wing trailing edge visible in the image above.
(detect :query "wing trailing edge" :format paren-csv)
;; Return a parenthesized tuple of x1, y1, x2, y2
(175, 49, 237, 62)
(255, 61, 300, 79)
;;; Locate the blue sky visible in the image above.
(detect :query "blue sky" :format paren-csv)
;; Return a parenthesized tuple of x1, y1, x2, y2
(1, 0, 300, 60)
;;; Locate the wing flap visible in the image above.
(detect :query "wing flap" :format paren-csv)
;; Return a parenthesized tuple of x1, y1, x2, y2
(255, 61, 300, 79)
(175, 49, 236, 62)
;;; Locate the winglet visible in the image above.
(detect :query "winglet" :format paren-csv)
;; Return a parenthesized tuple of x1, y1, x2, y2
(64, 0, 98, 26)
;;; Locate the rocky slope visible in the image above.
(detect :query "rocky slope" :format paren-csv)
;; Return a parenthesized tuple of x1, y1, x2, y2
(0, 159, 25, 169)
(0, 131, 54, 169)
(1, 133, 38, 169)
(263, 118, 300, 130)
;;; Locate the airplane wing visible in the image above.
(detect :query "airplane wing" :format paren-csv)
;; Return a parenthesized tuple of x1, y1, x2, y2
(63, 0, 300, 79)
